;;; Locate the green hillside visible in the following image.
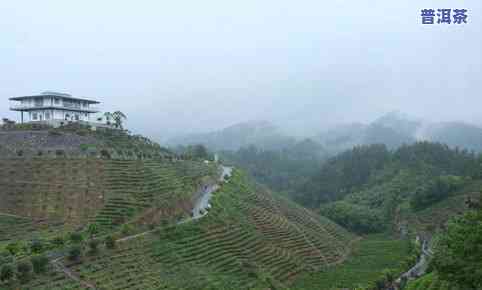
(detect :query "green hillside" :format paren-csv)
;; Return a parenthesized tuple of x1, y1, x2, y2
(0, 127, 362, 290)
(15, 171, 355, 290)
(0, 158, 217, 231)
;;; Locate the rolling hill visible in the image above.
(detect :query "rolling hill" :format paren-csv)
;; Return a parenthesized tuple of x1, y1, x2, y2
(0, 125, 358, 290)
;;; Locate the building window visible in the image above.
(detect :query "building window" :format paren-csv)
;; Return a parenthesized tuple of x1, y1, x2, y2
(32, 113, 38, 120)
(75, 114, 80, 121)
(54, 98, 60, 104)
(34, 99, 43, 107)
(45, 112, 51, 120)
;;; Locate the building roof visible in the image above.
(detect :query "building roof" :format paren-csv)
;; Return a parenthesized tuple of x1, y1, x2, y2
(10, 106, 99, 113)
(9, 91, 100, 104)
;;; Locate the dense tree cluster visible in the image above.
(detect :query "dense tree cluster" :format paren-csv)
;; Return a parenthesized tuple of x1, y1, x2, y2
(320, 201, 384, 233)
(410, 175, 466, 211)
(297, 142, 480, 208)
(220, 139, 325, 195)
(295, 144, 390, 206)
(431, 195, 482, 289)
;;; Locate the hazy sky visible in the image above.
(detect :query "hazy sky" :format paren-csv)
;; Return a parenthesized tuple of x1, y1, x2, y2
(1, 0, 481, 140)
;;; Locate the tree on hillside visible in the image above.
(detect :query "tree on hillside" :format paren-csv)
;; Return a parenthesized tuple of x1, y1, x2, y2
(0, 263, 14, 282)
(112, 111, 127, 130)
(432, 194, 482, 289)
(296, 144, 390, 207)
(104, 112, 113, 126)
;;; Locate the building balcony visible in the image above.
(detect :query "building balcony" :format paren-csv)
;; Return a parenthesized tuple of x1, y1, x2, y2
(10, 104, 100, 113)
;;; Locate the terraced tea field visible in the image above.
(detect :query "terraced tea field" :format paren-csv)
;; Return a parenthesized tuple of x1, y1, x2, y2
(291, 234, 410, 290)
(56, 171, 357, 289)
(0, 158, 217, 242)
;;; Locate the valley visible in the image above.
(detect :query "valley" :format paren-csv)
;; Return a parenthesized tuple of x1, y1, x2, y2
(0, 119, 480, 290)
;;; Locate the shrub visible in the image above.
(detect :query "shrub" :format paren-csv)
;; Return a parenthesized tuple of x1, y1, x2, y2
(31, 254, 49, 274)
(68, 246, 82, 261)
(410, 175, 466, 211)
(0, 264, 14, 282)
(0, 251, 13, 265)
(16, 261, 33, 283)
(121, 224, 133, 236)
(105, 235, 116, 249)
(55, 149, 65, 157)
(88, 239, 100, 255)
(70, 232, 83, 244)
(100, 149, 111, 159)
(87, 223, 99, 237)
(30, 239, 44, 254)
(5, 242, 21, 255)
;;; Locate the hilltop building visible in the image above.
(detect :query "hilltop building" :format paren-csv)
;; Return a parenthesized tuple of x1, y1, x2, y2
(9, 91, 101, 126)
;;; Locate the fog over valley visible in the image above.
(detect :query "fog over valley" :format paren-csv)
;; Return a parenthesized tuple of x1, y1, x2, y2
(1, 1, 481, 290)
(1, 0, 481, 142)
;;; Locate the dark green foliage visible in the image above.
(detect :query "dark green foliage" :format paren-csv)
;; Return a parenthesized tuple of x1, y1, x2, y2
(393, 142, 479, 177)
(0, 251, 13, 266)
(297, 144, 390, 206)
(5, 241, 21, 255)
(100, 149, 111, 159)
(410, 175, 466, 211)
(176, 144, 213, 160)
(30, 239, 44, 254)
(104, 235, 116, 249)
(70, 232, 83, 244)
(221, 139, 325, 196)
(68, 245, 82, 261)
(296, 142, 481, 221)
(320, 201, 384, 233)
(87, 223, 99, 237)
(88, 239, 100, 254)
(0, 263, 14, 282)
(16, 260, 33, 283)
(432, 201, 482, 289)
(31, 254, 49, 274)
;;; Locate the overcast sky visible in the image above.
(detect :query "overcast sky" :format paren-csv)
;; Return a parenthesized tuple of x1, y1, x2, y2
(1, 0, 480, 140)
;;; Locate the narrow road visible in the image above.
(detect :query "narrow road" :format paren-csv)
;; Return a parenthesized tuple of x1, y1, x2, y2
(186, 165, 232, 221)
(396, 237, 432, 285)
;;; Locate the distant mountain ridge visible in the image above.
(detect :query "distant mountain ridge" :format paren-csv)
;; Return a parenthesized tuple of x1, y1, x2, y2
(167, 120, 296, 151)
(168, 112, 482, 154)
(317, 111, 482, 153)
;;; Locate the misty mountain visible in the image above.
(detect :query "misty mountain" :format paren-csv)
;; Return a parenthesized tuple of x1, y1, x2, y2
(423, 122, 482, 152)
(316, 111, 482, 153)
(167, 120, 297, 151)
(316, 111, 417, 153)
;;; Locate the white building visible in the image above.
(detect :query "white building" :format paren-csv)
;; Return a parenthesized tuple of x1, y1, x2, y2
(9, 91, 100, 125)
